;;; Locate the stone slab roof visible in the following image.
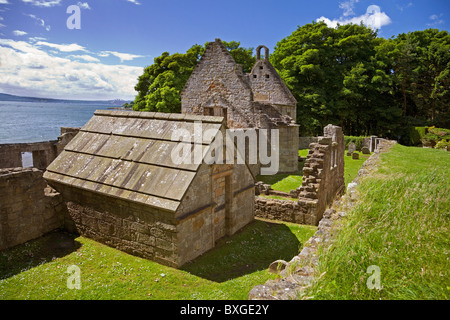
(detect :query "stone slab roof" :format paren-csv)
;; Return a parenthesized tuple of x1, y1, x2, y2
(44, 110, 224, 212)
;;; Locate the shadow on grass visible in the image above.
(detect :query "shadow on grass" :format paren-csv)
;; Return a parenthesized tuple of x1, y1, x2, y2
(0, 230, 81, 280)
(181, 219, 301, 283)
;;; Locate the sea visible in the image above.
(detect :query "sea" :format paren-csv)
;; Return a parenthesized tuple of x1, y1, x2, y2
(0, 101, 118, 144)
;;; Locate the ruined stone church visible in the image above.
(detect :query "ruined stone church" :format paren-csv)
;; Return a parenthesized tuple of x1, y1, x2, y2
(181, 39, 299, 174)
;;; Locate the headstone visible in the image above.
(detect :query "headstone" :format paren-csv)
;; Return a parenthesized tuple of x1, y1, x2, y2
(361, 146, 370, 154)
(348, 142, 356, 154)
(352, 152, 359, 160)
(362, 137, 371, 150)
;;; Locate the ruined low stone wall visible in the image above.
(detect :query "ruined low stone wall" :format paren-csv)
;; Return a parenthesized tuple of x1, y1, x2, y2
(0, 127, 80, 170)
(0, 141, 58, 170)
(0, 168, 65, 250)
(255, 125, 345, 226)
(254, 197, 304, 224)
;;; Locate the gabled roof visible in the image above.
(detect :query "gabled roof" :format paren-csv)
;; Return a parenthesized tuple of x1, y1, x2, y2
(249, 59, 297, 106)
(180, 38, 252, 98)
(44, 110, 224, 212)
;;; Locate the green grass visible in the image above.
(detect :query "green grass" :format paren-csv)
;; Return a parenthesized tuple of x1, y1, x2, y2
(0, 219, 316, 300)
(257, 149, 370, 194)
(307, 144, 450, 300)
(344, 151, 370, 188)
(256, 149, 307, 193)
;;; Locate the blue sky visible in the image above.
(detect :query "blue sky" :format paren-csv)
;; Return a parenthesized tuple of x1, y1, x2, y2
(0, 0, 448, 100)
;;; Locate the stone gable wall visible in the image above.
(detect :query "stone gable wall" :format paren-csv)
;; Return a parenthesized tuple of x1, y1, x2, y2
(181, 39, 255, 129)
(248, 59, 297, 111)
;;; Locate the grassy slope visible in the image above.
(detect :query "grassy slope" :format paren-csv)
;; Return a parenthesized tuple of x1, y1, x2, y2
(308, 144, 450, 300)
(0, 219, 316, 300)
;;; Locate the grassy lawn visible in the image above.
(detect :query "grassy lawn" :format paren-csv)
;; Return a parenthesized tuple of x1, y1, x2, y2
(308, 144, 450, 300)
(344, 151, 370, 188)
(0, 218, 316, 300)
(257, 149, 370, 194)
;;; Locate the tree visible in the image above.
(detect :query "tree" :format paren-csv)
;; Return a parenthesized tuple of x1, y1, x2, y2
(270, 21, 339, 135)
(271, 21, 400, 136)
(408, 29, 450, 126)
(132, 45, 203, 113)
(132, 41, 255, 113)
(385, 29, 450, 133)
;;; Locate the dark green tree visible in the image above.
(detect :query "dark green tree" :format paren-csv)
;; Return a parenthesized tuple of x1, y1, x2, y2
(384, 29, 450, 135)
(271, 21, 400, 136)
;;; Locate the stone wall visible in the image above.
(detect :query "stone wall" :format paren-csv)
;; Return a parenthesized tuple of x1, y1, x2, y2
(53, 182, 182, 267)
(255, 125, 345, 226)
(0, 168, 65, 250)
(181, 39, 299, 174)
(254, 197, 304, 224)
(0, 127, 80, 170)
(278, 125, 300, 173)
(0, 141, 58, 170)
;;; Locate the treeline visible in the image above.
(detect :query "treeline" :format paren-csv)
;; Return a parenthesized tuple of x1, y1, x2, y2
(132, 22, 449, 145)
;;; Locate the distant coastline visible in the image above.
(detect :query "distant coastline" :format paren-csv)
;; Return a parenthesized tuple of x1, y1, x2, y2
(0, 92, 131, 106)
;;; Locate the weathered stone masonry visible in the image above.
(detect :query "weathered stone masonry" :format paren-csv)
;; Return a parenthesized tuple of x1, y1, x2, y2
(255, 124, 345, 226)
(44, 111, 255, 268)
(0, 127, 80, 170)
(0, 167, 65, 251)
(181, 39, 299, 175)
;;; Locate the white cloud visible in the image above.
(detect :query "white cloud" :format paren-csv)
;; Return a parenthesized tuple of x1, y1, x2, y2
(77, 2, 90, 10)
(126, 0, 141, 5)
(26, 13, 51, 31)
(21, 0, 61, 7)
(13, 30, 28, 36)
(0, 38, 143, 100)
(317, 5, 392, 30)
(36, 41, 86, 52)
(69, 54, 99, 62)
(0, 0, 9, 4)
(339, 0, 359, 17)
(427, 13, 444, 26)
(100, 50, 144, 62)
(29, 36, 47, 42)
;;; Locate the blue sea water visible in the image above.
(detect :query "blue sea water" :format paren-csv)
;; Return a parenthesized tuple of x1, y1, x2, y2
(0, 101, 115, 144)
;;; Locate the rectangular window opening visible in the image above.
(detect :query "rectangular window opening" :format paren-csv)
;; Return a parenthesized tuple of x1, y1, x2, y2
(21, 152, 33, 168)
